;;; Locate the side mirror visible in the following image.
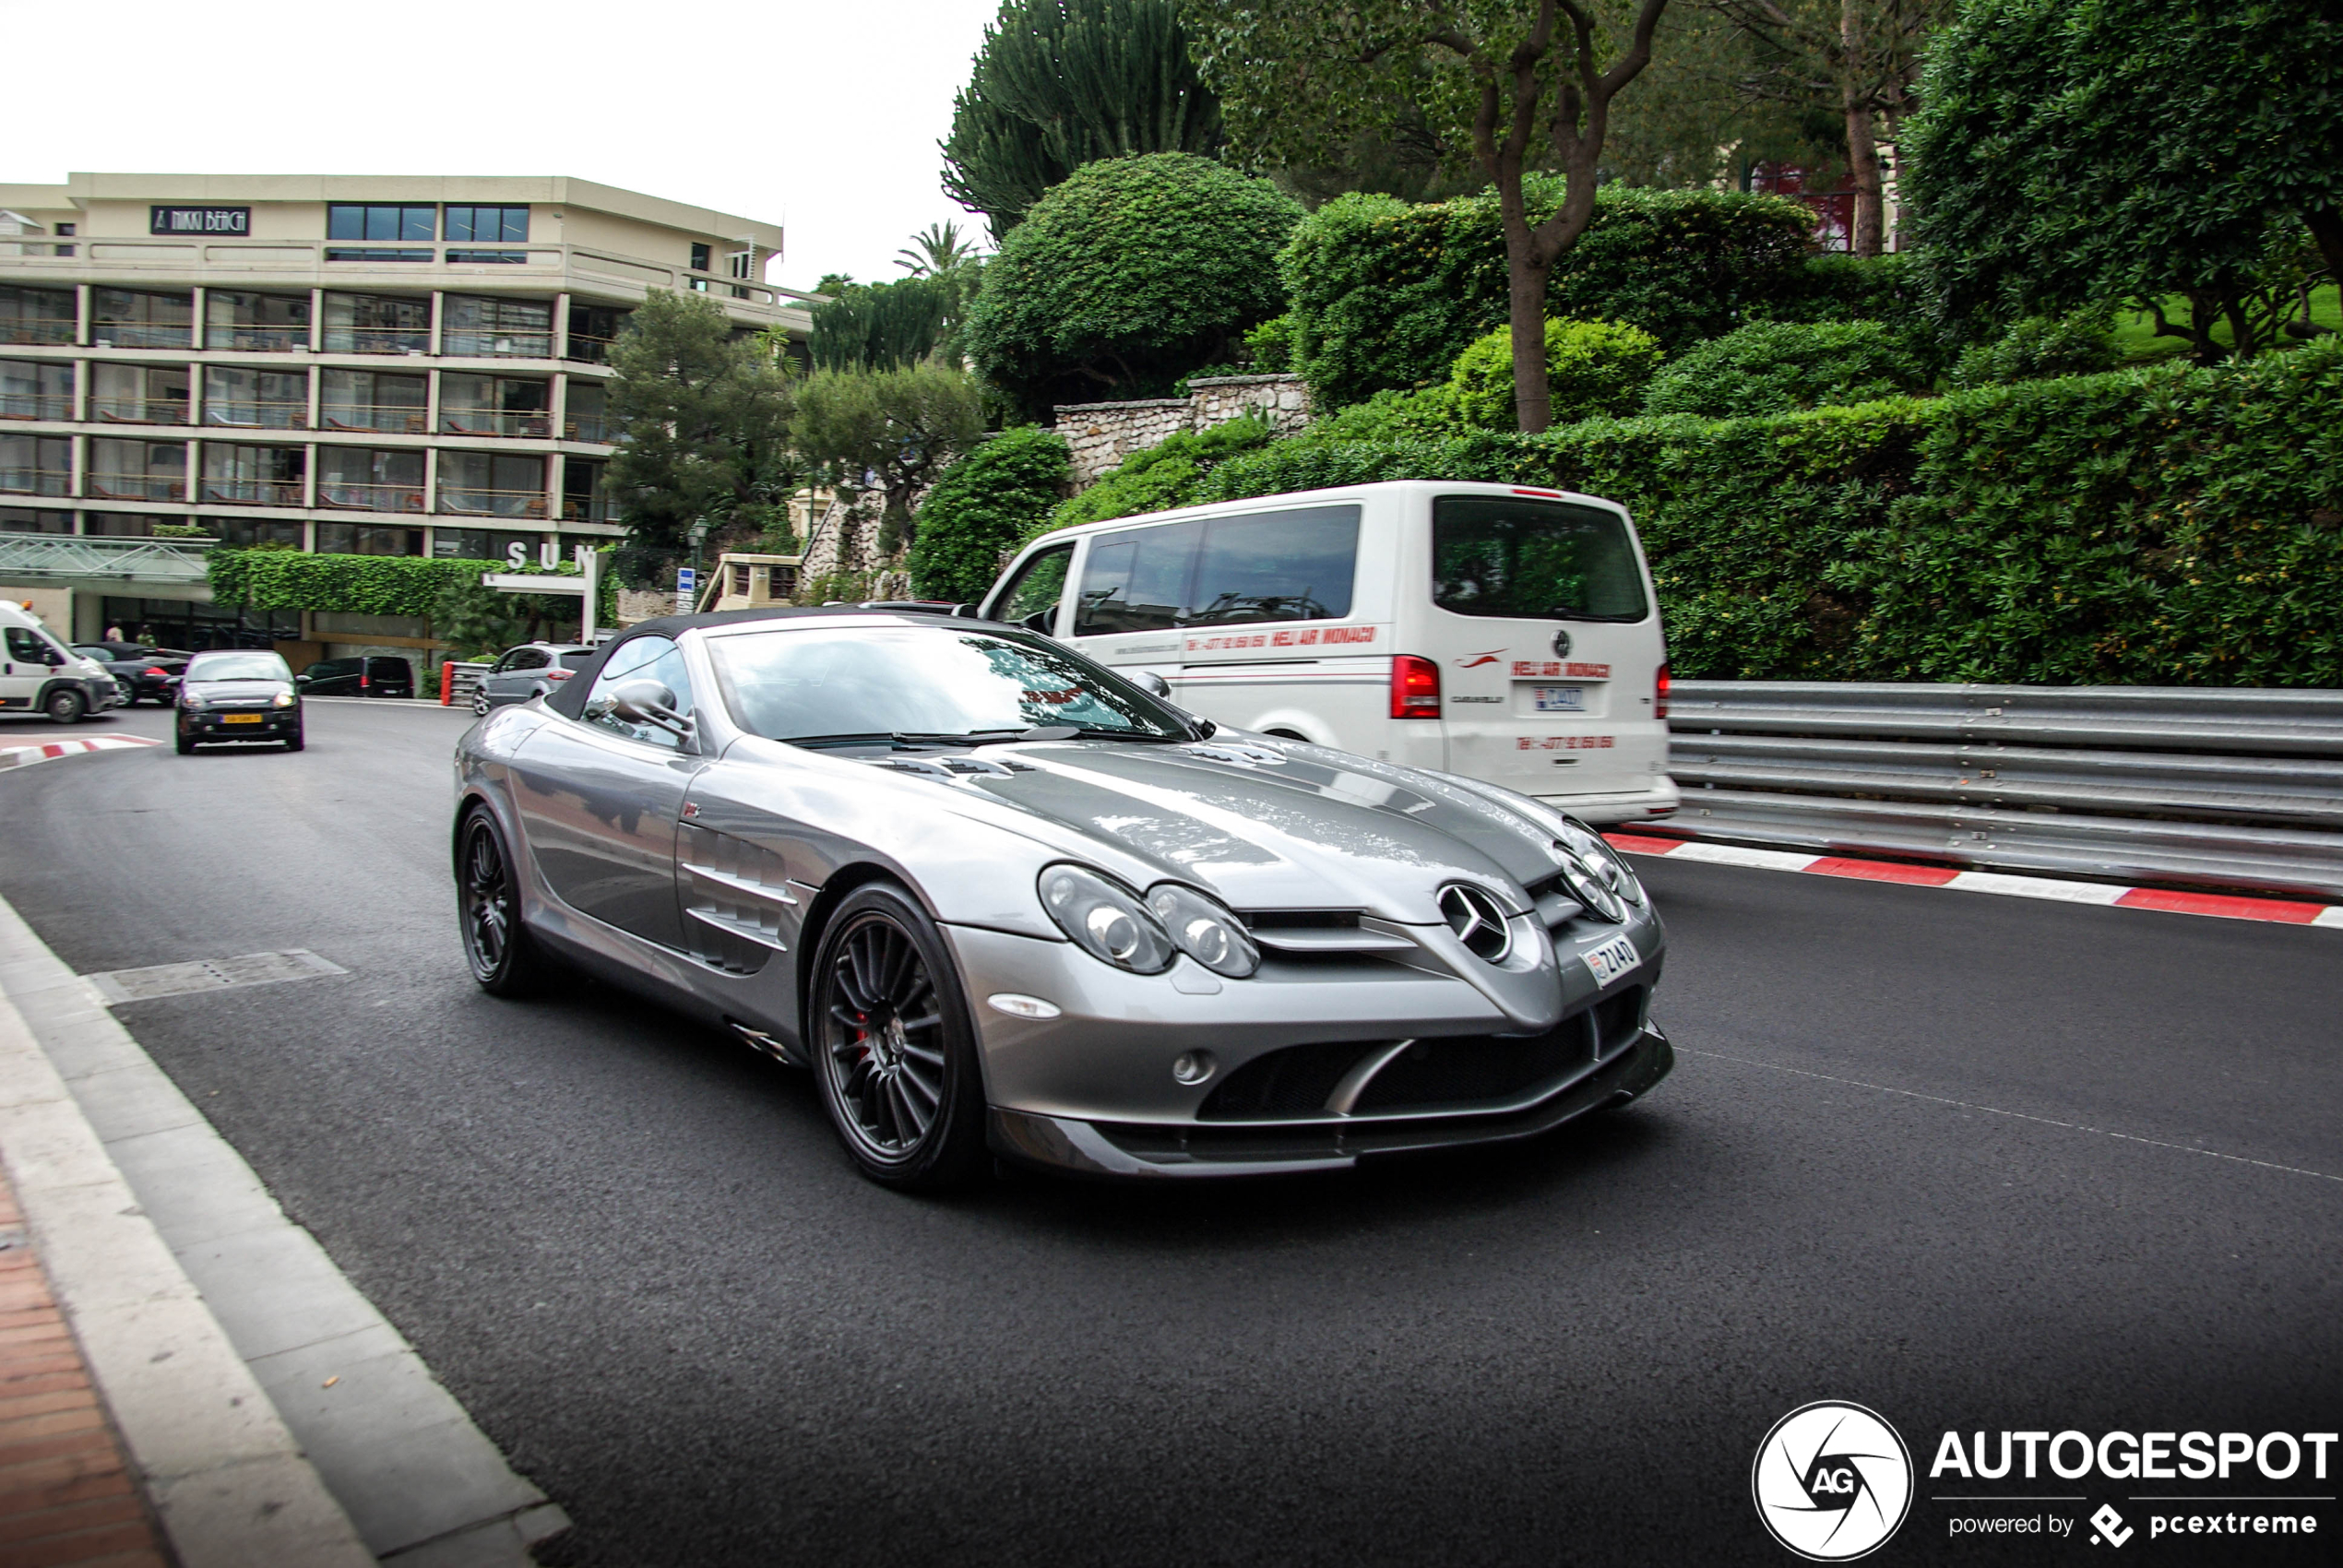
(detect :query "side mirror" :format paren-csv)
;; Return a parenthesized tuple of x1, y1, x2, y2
(1134, 671, 1173, 699)
(950, 602, 983, 620)
(294, 675, 312, 690)
(602, 678, 693, 738)
(1019, 609, 1053, 635)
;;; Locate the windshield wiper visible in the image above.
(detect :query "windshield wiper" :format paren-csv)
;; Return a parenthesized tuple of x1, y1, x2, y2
(784, 729, 1038, 751)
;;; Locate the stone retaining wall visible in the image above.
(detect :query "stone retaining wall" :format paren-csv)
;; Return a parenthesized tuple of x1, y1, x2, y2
(1055, 374, 1312, 485)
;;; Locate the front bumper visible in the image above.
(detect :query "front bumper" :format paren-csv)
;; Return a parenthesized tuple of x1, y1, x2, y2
(1533, 776, 1681, 825)
(181, 706, 300, 740)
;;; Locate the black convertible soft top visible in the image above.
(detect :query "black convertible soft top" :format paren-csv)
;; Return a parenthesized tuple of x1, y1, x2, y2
(541, 605, 969, 720)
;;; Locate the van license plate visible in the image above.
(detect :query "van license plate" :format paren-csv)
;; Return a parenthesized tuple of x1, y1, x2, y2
(1581, 934, 1640, 987)
(1532, 685, 1585, 712)
(222, 713, 263, 723)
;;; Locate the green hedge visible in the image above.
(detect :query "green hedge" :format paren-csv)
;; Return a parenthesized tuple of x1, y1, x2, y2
(1279, 182, 1819, 410)
(1064, 339, 2343, 684)
(907, 426, 1072, 600)
(208, 550, 605, 624)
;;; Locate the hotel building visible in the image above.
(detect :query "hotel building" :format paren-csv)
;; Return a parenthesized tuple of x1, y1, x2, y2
(0, 173, 809, 664)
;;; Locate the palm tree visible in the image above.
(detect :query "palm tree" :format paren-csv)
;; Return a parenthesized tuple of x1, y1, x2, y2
(895, 221, 981, 278)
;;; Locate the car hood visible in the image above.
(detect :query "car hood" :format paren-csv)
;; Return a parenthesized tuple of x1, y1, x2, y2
(184, 679, 293, 703)
(854, 735, 1569, 921)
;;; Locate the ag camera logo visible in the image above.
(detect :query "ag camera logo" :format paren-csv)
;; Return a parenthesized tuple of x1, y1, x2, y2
(1754, 1401, 1914, 1561)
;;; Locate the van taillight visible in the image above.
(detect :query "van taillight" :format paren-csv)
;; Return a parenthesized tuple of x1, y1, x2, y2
(1655, 661, 1671, 720)
(1390, 655, 1441, 719)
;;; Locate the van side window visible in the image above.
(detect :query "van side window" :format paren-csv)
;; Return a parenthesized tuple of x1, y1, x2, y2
(992, 543, 1073, 630)
(1186, 505, 1360, 626)
(1074, 520, 1199, 636)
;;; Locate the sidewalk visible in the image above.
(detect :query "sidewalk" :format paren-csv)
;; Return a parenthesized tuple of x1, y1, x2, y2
(0, 1165, 169, 1568)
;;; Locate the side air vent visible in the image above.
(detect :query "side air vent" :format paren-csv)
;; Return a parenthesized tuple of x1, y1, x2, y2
(1437, 883, 1513, 964)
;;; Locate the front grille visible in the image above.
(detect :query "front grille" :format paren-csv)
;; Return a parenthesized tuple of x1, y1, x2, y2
(1197, 1039, 1374, 1120)
(1350, 1020, 1587, 1114)
(1592, 985, 1647, 1056)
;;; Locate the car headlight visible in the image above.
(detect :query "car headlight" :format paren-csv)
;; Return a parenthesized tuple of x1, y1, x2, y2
(1039, 864, 1175, 974)
(273, 692, 295, 707)
(180, 693, 206, 709)
(1144, 884, 1260, 978)
(1558, 822, 1647, 909)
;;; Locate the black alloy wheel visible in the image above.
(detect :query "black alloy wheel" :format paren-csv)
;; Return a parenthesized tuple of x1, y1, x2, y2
(811, 884, 987, 1190)
(458, 808, 552, 995)
(44, 688, 86, 725)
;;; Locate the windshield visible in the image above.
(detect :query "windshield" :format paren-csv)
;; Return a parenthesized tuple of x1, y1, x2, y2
(1432, 495, 1649, 622)
(185, 652, 292, 682)
(708, 624, 1189, 745)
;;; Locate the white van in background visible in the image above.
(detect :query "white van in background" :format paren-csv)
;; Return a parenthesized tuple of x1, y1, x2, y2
(979, 480, 1680, 825)
(1, 600, 121, 724)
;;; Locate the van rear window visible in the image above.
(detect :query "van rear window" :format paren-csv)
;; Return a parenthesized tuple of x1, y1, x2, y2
(1431, 496, 1648, 622)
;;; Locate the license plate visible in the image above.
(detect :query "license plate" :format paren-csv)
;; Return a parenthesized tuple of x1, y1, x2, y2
(222, 713, 263, 724)
(1532, 685, 1586, 712)
(1581, 933, 1640, 987)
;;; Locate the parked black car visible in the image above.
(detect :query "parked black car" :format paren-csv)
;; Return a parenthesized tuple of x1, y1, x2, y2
(471, 643, 599, 716)
(72, 644, 187, 706)
(297, 656, 415, 698)
(177, 649, 303, 753)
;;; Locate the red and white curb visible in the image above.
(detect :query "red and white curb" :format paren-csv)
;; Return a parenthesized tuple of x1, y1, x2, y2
(1604, 832, 2343, 931)
(0, 735, 161, 770)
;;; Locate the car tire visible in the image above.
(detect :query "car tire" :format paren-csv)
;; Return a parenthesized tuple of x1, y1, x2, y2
(284, 725, 304, 753)
(809, 882, 989, 1192)
(174, 729, 195, 755)
(457, 807, 554, 997)
(471, 691, 491, 717)
(43, 688, 86, 725)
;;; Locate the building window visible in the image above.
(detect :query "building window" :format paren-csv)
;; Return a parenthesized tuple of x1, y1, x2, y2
(91, 289, 193, 350)
(562, 457, 610, 523)
(691, 243, 711, 272)
(203, 516, 303, 548)
(1, 506, 75, 534)
(201, 443, 305, 506)
(322, 293, 431, 354)
(0, 360, 72, 421)
(565, 303, 629, 364)
(0, 287, 76, 347)
(441, 296, 553, 358)
(205, 366, 309, 430)
(0, 434, 71, 496)
(327, 205, 435, 243)
(445, 206, 529, 244)
(87, 439, 185, 502)
(317, 448, 425, 513)
(205, 291, 310, 351)
(431, 527, 542, 564)
(564, 382, 610, 444)
(319, 368, 426, 434)
(440, 374, 550, 438)
(439, 451, 547, 518)
(85, 514, 165, 538)
(90, 363, 189, 424)
(315, 522, 423, 556)
(103, 596, 297, 650)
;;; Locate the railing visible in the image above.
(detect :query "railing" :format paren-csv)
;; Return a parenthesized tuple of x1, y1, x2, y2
(0, 394, 71, 420)
(91, 399, 189, 424)
(0, 321, 76, 347)
(439, 486, 549, 518)
(561, 494, 613, 524)
(440, 330, 554, 359)
(0, 528, 213, 585)
(89, 326, 193, 350)
(84, 472, 186, 502)
(201, 478, 304, 506)
(318, 481, 425, 513)
(440, 410, 552, 439)
(563, 332, 617, 364)
(205, 327, 307, 351)
(564, 414, 612, 443)
(0, 468, 71, 496)
(321, 404, 427, 434)
(205, 400, 308, 429)
(322, 327, 430, 355)
(1663, 681, 2343, 900)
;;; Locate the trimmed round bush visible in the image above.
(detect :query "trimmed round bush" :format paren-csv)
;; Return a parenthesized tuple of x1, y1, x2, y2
(1447, 317, 1665, 430)
(1641, 320, 1929, 418)
(963, 153, 1303, 422)
(1952, 310, 2122, 389)
(906, 426, 1072, 601)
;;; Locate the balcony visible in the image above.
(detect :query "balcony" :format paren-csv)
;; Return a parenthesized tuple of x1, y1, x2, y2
(91, 398, 188, 425)
(321, 404, 427, 434)
(440, 329, 554, 359)
(206, 399, 308, 430)
(441, 410, 552, 439)
(1, 466, 71, 496)
(561, 493, 614, 524)
(440, 485, 549, 519)
(319, 481, 426, 513)
(322, 327, 430, 355)
(201, 477, 305, 506)
(564, 413, 613, 444)
(563, 331, 618, 365)
(1, 320, 75, 347)
(86, 471, 186, 503)
(89, 325, 192, 350)
(206, 325, 308, 352)
(0, 393, 71, 421)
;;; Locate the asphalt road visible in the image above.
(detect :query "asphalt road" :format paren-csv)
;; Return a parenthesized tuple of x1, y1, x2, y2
(3, 701, 2337, 1567)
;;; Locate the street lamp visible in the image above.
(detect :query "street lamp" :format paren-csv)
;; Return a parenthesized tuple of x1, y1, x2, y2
(687, 518, 711, 612)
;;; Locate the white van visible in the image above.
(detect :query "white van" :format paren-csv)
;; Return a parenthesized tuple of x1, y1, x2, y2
(0, 600, 121, 724)
(979, 480, 1679, 825)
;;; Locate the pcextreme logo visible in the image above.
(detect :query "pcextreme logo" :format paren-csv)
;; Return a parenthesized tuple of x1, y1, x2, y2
(1754, 1402, 1915, 1561)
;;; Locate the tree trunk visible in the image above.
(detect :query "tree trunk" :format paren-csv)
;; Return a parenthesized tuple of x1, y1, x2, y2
(1843, 102, 1884, 258)
(1508, 251, 1554, 434)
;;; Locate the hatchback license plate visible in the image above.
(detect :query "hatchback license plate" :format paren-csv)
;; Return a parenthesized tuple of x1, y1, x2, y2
(222, 713, 263, 724)
(1532, 685, 1585, 712)
(1581, 933, 1640, 987)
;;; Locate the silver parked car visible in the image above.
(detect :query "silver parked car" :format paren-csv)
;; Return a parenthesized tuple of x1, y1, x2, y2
(452, 609, 1671, 1188)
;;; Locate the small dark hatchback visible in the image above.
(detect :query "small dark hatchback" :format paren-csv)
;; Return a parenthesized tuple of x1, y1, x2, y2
(298, 656, 415, 698)
(178, 650, 303, 754)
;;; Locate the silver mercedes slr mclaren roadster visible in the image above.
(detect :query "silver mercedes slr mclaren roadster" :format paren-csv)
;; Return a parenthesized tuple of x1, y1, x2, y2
(452, 609, 1671, 1188)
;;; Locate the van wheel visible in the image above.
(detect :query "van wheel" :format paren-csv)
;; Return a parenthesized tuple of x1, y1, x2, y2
(44, 689, 86, 725)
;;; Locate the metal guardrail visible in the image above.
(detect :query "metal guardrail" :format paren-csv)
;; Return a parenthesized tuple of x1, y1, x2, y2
(1665, 682, 2343, 901)
(438, 662, 490, 705)
(0, 529, 215, 585)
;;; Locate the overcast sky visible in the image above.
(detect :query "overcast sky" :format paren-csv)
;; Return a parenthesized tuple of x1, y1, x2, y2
(1, 0, 998, 292)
